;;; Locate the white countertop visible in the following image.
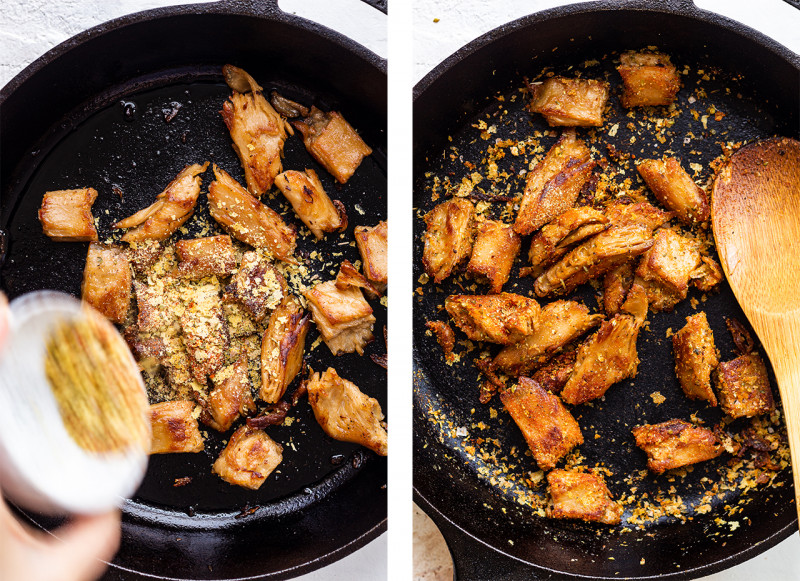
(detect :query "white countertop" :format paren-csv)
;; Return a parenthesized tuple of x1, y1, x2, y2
(0, 1, 386, 580)
(413, 1, 800, 580)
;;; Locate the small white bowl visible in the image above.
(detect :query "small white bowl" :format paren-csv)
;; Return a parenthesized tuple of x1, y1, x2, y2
(0, 291, 150, 515)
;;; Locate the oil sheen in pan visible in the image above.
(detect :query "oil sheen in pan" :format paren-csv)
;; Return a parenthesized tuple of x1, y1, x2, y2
(413, 54, 790, 533)
(1, 80, 388, 517)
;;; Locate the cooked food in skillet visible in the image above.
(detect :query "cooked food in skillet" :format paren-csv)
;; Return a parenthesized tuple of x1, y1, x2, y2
(43, 65, 386, 491)
(114, 162, 209, 243)
(270, 91, 309, 119)
(493, 299, 602, 376)
(260, 295, 310, 403)
(602, 261, 634, 315)
(336, 259, 382, 300)
(38, 187, 99, 241)
(274, 169, 347, 239)
(524, 202, 668, 289)
(560, 282, 647, 405)
(499, 377, 583, 470)
(605, 199, 674, 230)
(223, 250, 285, 322)
(546, 469, 623, 525)
(527, 77, 609, 126)
(445, 292, 540, 344)
(713, 319, 774, 420)
(522, 206, 607, 279)
(632, 419, 723, 474)
(201, 355, 256, 432)
(81, 242, 132, 324)
(208, 164, 297, 261)
(129, 282, 165, 337)
(354, 220, 388, 292)
(616, 51, 681, 108)
(673, 312, 719, 405)
(636, 228, 719, 312)
(533, 223, 653, 298)
(304, 276, 375, 356)
(717, 349, 774, 419)
(149, 400, 205, 454)
(466, 219, 521, 293)
(530, 349, 577, 394)
(637, 229, 701, 296)
(212, 425, 283, 489)
(292, 106, 373, 184)
(128, 239, 164, 276)
(417, 48, 788, 527)
(306, 367, 388, 456)
(221, 64, 288, 196)
(176, 235, 238, 280)
(128, 262, 214, 400)
(126, 221, 377, 484)
(180, 281, 229, 384)
(426, 320, 456, 364)
(691, 254, 724, 292)
(422, 197, 475, 283)
(513, 129, 593, 235)
(637, 157, 710, 225)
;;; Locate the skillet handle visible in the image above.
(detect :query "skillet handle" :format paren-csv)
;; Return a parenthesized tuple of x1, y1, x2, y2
(211, 0, 387, 16)
(643, 0, 799, 13)
(359, 0, 387, 14)
(422, 505, 552, 580)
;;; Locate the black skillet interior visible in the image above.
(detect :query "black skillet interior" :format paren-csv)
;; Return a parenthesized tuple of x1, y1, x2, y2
(0, 1, 386, 579)
(413, 1, 800, 579)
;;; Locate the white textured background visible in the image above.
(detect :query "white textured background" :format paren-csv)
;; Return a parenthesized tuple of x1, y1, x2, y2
(0, 1, 386, 580)
(413, 1, 800, 581)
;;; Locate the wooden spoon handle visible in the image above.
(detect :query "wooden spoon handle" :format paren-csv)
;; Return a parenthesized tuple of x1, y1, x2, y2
(759, 315, 800, 524)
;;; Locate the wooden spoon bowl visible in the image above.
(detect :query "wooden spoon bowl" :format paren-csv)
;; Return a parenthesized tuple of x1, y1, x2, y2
(712, 136, 800, 524)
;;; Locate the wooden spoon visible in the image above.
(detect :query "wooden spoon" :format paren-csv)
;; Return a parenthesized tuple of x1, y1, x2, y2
(712, 136, 800, 524)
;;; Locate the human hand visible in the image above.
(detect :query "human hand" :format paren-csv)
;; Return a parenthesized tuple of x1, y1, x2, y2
(0, 496, 121, 581)
(0, 293, 122, 581)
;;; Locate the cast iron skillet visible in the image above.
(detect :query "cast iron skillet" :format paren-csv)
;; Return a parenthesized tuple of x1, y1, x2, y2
(0, 1, 386, 579)
(413, 1, 800, 579)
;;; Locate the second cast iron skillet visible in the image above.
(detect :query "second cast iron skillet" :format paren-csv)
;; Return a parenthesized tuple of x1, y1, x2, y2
(0, 1, 387, 579)
(413, 1, 800, 579)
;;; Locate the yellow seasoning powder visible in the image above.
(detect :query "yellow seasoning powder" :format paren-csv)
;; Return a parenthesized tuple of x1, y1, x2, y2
(44, 312, 149, 454)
